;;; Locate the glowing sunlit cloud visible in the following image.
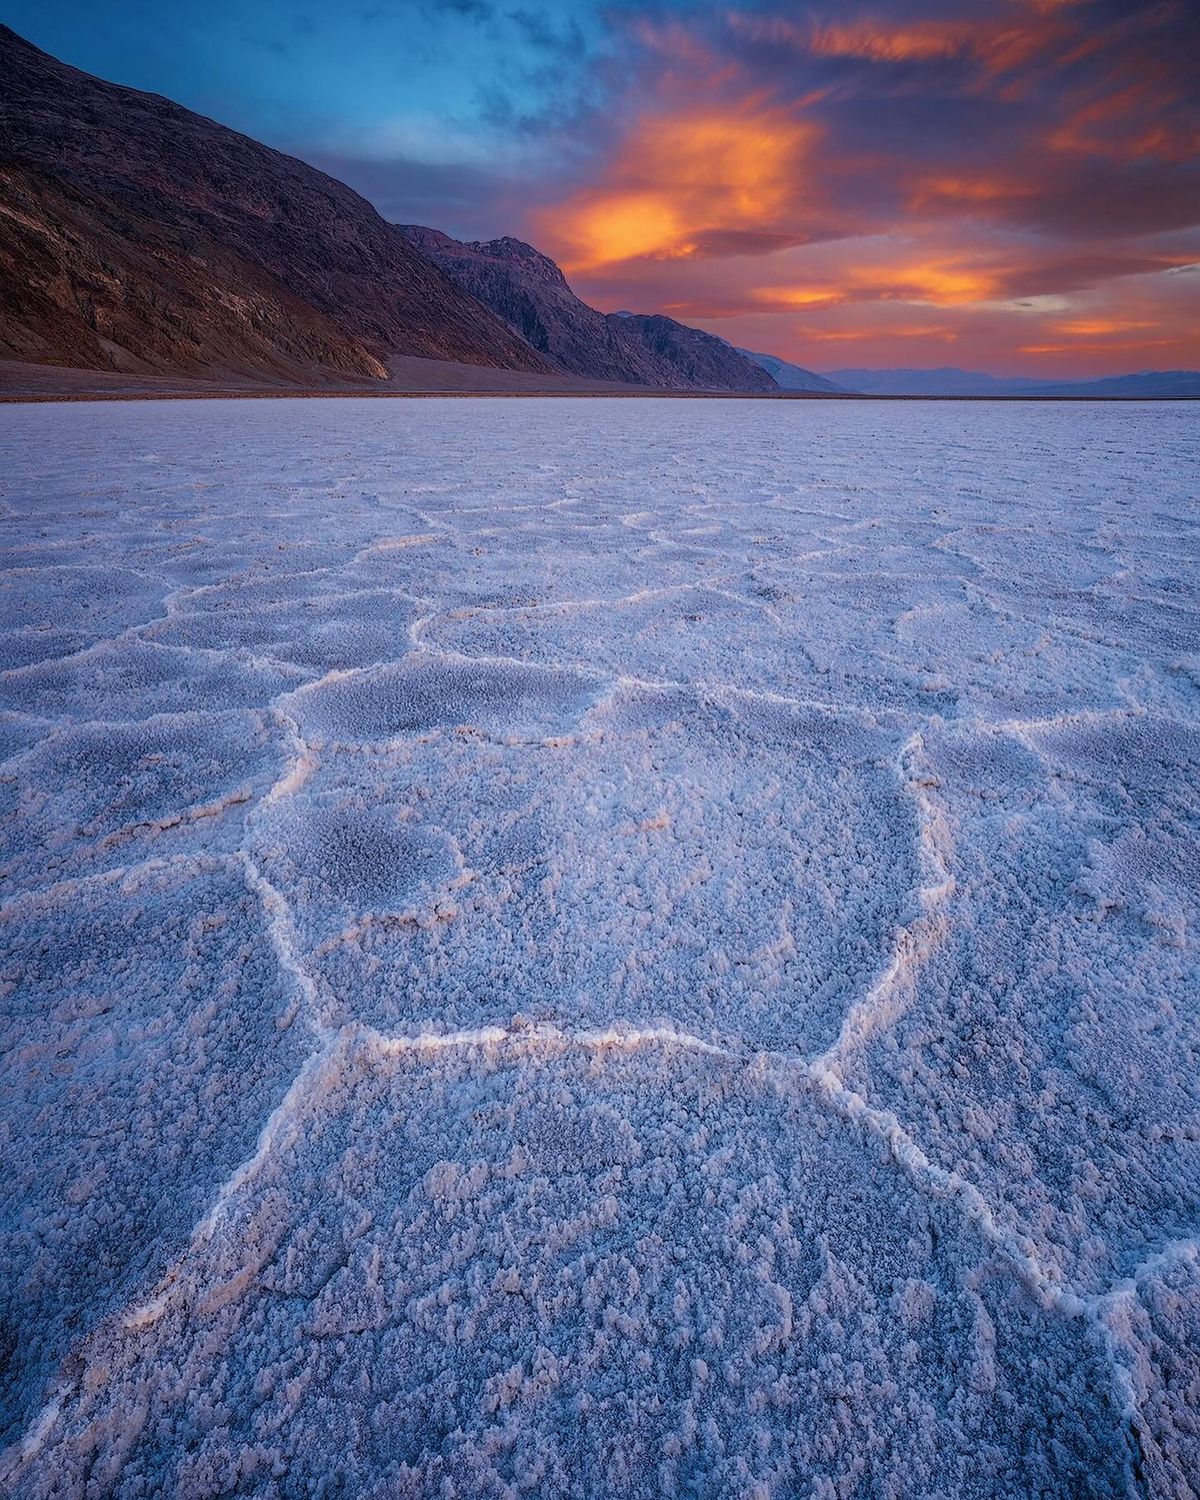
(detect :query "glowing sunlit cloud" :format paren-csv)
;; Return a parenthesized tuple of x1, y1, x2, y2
(535, 104, 819, 272)
(518, 3, 1200, 377)
(562, 194, 690, 268)
(724, 10, 1069, 77)
(756, 260, 1001, 310)
(1019, 339, 1174, 353)
(752, 286, 844, 309)
(874, 262, 1000, 304)
(1053, 318, 1159, 335)
(879, 268, 986, 305)
(791, 322, 958, 343)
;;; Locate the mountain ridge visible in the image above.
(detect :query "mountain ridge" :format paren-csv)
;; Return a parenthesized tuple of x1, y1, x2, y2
(0, 24, 551, 384)
(400, 226, 776, 392)
(822, 365, 1200, 397)
(735, 349, 845, 393)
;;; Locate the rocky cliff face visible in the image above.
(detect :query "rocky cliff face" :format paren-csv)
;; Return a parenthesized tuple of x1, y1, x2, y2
(402, 226, 777, 393)
(0, 160, 390, 382)
(0, 26, 551, 383)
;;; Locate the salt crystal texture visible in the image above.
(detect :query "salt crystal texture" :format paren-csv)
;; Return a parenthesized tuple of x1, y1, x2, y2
(1, 396, 1196, 1497)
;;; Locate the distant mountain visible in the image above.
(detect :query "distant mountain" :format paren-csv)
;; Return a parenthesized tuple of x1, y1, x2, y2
(1021, 370, 1200, 398)
(821, 368, 1039, 396)
(401, 227, 776, 393)
(821, 366, 1200, 397)
(0, 25, 550, 384)
(625, 317, 775, 392)
(735, 349, 846, 393)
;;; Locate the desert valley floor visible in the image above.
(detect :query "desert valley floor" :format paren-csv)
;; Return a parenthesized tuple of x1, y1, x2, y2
(1, 397, 1197, 1498)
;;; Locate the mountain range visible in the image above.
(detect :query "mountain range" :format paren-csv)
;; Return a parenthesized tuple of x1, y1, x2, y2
(822, 366, 1200, 398)
(399, 227, 774, 392)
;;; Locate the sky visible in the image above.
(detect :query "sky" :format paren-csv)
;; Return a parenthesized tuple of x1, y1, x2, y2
(5, 0, 1198, 376)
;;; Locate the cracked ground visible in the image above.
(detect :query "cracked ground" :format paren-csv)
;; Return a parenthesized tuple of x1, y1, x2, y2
(1, 396, 1198, 1498)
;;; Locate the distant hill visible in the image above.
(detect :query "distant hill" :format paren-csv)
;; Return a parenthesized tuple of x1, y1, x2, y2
(0, 25, 551, 385)
(401, 227, 776, 393)
(822, 366, 1200, 397)
(1020, 371, 1200, 398)
(735, 350, 846, 393)
(820, 368, 1030, 396)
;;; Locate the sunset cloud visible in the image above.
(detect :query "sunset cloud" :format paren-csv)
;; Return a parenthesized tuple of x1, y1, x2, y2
(534, 104, 820, 272)
(726, 10, 1067, 77)
(521, 0, 1200, 375)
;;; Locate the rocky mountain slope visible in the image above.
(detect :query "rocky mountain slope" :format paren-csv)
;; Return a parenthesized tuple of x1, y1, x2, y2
(0, 25, 551, 384)
(735, 348, 845, 393)
(402, 226, 776, 392)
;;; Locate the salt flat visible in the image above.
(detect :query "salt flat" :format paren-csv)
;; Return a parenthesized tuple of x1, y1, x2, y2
(1, 397, 1197, 1498)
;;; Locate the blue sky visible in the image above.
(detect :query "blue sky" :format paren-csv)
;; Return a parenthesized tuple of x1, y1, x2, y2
(3, 3, 606, 165)
(2, 1, 638, 236)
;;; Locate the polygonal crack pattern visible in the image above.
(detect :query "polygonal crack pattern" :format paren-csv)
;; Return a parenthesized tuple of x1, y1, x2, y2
(2, 396, 1197, 1496)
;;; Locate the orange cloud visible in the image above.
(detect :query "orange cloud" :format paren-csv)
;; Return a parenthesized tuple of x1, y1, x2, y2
(755, 259, 1001, 310)
(1049, 84, 1200, 163)
(519, 4, 1200, 379)
(1019, 339, 1174, 353)
(873, 261, 1000, 304)
(791, 322, 957, 343)
(725, 10, 1068, 77)
(536, 103, 818, 272)
(751, 285, 844, 309)
(907, 173, 1036, 215)
(562, 194, 691, 269)
(914, 175, 1020, 202)
(1053, 318, 1159, 335)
